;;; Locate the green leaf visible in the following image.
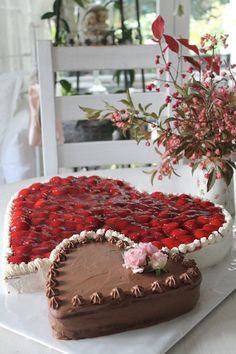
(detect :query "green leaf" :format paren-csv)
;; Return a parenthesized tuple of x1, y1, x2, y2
(60, 79, 71, 92)
(219, 164, 234, 187)
(207, 169, 217, 192)
(151, 170, 158, 185)
(53, 0, 62, 14)
(127, 89, 135, 109)
(225, 160, 236, 170)
(74, 0, 88, 8)
(150, 112, 159, 119)
(128, 69, 135, 87)
(120, 99, 131, 107)
(144, 103, 152, 111)
(41, 12, 55, 20)
(174, 83, 187, 97)
(113, 70, 121, 85)
(60, 18, 70, 33)
(158, 103, 167, 116)
(138, 103, 144, 113)
(191, 162, 200, 175)
(79, 106, 102, 119)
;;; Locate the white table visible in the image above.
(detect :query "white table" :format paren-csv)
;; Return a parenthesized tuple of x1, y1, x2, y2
(1, 168, 236, 354)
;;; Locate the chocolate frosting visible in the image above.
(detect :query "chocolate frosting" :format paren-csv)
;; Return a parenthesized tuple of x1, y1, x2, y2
(48, 240, 201, 340)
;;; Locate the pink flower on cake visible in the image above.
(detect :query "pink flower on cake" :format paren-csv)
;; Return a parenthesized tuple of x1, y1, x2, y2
(123, 247, 147, 273)
(149, 251, 168, 270)
(138, 242, 159, 256)
(123, 243, 168, 275)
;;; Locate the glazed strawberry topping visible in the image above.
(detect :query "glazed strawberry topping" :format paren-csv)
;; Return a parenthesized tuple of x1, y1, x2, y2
(8, 176, 225, 264)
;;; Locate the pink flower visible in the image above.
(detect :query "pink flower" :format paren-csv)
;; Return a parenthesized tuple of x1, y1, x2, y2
(139, 242, 159, 256)
(165, 95, 172, 104)
(155, 55, 160, 64)
(149, 251, 168, 270)
(165, 61, 172, 71)
(123, 247, 147, 272)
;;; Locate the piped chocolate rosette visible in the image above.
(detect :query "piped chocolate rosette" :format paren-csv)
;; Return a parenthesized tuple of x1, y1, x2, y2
(46, 230, 201, 340)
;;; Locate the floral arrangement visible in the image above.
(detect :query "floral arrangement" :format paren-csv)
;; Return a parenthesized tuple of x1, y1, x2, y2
(123, 242, 168, 275)
(81, 15, 236, 191)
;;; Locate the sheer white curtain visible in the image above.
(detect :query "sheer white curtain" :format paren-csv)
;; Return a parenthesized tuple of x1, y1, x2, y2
(0, 0, 53, 73)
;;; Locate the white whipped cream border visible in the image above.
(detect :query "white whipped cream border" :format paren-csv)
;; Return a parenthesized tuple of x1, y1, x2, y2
(3, 179, 233, 279)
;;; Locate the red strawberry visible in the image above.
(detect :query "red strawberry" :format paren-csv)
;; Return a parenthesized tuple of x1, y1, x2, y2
(175, 198, 187, 206)
(203, 224, 218, 232)
(76, 223, 85, 233)
(13, 245, 31, 256)
(133, 214, 152, 223)
(79, 210, 92, 217)
(30, 183, 43, 191)
(10, 221, 30, 231)
(49, 176, 62, 185)
(124, 224, 141, 233)
(152, 232, 163, 240)
(151, 240, 163, 249)
(197, 216, 209, 225)
(48, 204, 61, 212)
(158, 210, 170, 218)
(64, 221, 76, 230)
(50, 219, 62, 227)
(193, 229, 211, 239)
(170, 228, 187, 238)
(18, 188, 30, 197)
(128, 233, 141, 241)
(63, 213, 74, 221)
(213, 213, 225, 221)
(34, 198, 47, 209)
(141, 236, 156, 242)
(31, 218, 45, 226)
(51, 187, 66, 196)
(175, 234, 194, 244)
(162, 222, 179, 234)
(151, 192, 165, 200)
(162, 238, 180, 249)
(60, 231, 74, 238)
(184, 219, 199, 231)
(149, 219, 162, 228)
(200, 201, 214, 208)
(209, 218, 224, 227)
(8, 255, 29, 264)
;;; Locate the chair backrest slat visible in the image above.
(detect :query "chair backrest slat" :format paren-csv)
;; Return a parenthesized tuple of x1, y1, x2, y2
(57, 140, 159, 167)
(55, 92, 164, 121)
(53, 44, 158, 71)
(38, 40, 166, 176)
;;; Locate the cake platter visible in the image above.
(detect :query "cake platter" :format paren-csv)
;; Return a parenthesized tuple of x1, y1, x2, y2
(0, 230, 236, 354)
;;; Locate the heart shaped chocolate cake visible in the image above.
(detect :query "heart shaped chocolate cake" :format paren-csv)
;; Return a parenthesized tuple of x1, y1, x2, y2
(47, 232, 201, 339)
(3, 176, 232, 293)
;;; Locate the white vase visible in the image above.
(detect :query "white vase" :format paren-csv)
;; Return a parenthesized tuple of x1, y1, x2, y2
(196, 169, 235, 215)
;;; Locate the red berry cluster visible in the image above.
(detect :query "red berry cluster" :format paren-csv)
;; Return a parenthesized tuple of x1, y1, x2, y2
(8, 176, 225, 264)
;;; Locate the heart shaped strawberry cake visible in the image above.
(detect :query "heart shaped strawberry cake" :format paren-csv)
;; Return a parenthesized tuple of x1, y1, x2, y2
(3, 175, 232, 293)
(47, 232, 202, 339)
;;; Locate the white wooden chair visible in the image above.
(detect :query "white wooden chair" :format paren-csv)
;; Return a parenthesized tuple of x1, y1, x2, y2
(37, 41, 170, 177)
